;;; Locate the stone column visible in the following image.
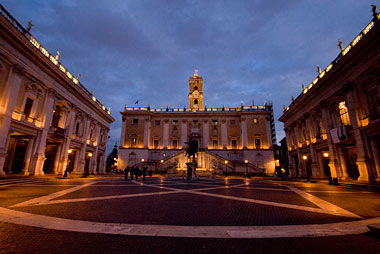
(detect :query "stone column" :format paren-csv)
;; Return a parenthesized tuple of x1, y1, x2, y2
(181, 120, 187, 148)
(143, 118, 151, 148)
(90, 124, 101, 174)
(336, 146, 349, 179)
(163, 120, 169, 149)
(21, 137, 34, 175)
(120, 116, 127, 147)
(284, 127, 295, 177)
(241, 118, 248, 149)
(305, 114, 320, 177)
(203, 120, 209, 149)
(59, 110, 76, 175)
(293, 124, 304, 177)
(345, 85, 373, 181)
(221, 120, 227, 149)
(77, 117, 90, 173)
(53, 143, 63, 174)
(321, 103, 339, 179)
(29, 89, 56, 175)
(265, 117, 273, 149)
(370, 138, 380, 181)
(0, 65, 25, 174)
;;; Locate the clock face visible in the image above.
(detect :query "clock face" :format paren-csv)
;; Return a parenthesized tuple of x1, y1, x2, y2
(192, 90, 200, 98)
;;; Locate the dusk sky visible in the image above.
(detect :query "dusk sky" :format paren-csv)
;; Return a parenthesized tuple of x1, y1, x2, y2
(2, 0, 376, 151)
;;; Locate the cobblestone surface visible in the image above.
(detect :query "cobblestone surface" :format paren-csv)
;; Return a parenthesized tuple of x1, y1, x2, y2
(1, 175, 380, 253)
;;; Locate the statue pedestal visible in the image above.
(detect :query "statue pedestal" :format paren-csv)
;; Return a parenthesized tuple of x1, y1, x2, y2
(186, 162, 197, 180)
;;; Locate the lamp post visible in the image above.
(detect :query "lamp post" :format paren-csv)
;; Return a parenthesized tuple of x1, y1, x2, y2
(64, 149, 72, 178)
(160, 159, 164, 175)
(224, 160, 228, 176)
(244, 159, 248, 178)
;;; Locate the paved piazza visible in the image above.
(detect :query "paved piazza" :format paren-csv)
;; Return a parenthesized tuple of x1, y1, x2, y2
(1, 176, 380, 253)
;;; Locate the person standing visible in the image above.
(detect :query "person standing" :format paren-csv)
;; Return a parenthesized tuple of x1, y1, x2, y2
(124, 167, 130, 181)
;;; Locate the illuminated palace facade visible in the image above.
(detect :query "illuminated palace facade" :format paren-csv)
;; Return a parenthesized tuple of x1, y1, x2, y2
(0, 5, 114, 175)
(119, 72, 276, 176)
(279, 11, 380, 182)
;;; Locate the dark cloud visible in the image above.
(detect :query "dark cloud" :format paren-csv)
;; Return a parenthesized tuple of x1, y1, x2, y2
(2, 0, 375, 150)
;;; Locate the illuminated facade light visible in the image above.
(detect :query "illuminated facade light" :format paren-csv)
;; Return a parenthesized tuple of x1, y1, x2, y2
(92, 96, 96, 101)
(160, 160, 164, 163)
(326, 64, 333, 72)
(244, 160, 248, 164)
(224, 160, 228, 164)
(323, 152, 329, 158)
(312, 78, 318, 85)
(141, 158, 145, 162)
(59, 65, 66, 73)
(342, 45, 351, 56)
(363, 21, 374, 35)
(66, 72, 73, 79)
(72, 78, 78, 84)
(88, 153, 93, 157)
(68, 149, 72, 154)
(302, 155, 307, 160)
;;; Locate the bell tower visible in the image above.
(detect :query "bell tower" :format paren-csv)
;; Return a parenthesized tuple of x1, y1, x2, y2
(188, 69, 204, 111)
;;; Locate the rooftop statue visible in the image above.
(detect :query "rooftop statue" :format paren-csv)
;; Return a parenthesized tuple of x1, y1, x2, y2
(194, 69, 198, 77)
(371, 5, 377, 18)
(338, 39, 343, 51)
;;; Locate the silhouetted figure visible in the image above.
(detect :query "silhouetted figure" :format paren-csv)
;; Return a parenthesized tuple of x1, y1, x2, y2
(142, 167, 147, 181)
(124, 167, 130, 181)
(130, 167, 134, 180)
(135, 167, 140, 180)
(185, 138, 198, 161)
(149, 170, 153, 177)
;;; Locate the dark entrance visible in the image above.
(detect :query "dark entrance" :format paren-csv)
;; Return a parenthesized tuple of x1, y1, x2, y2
(43, 144, 58, 174)
(10, 139, 28, 174)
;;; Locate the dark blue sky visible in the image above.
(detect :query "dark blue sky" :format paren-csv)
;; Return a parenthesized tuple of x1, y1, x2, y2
(2, 0, 376, 150)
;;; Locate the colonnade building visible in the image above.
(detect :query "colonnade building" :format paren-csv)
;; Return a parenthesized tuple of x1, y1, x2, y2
(119, 71, 276, 176)
(0, 5, 114, 175)
(279, 10, 380, 182)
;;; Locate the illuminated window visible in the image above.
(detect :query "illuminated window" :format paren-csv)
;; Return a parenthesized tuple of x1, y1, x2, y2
(339, 101, 351, 125)
(253, 118, 259, 124)
(212, 140, 219, 149)
(131, 138, 137, 148)
(133, 119, 139, 125)
(23, 97, 34, 117)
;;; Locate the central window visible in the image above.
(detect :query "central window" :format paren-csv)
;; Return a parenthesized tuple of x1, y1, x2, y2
(338, 101, 351, 125)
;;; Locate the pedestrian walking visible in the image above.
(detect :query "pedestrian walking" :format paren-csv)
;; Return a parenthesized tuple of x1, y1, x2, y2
(135, 167, 139, 180)
(130, 167, 134, 180)
(142, 167, 147, 181)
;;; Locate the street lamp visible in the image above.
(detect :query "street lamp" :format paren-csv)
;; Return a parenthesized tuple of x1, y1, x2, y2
(323, 152, 329, 158)
(302, 155, 307, 160)
(160, 159, 164, 175)
(244, 160, 248, 177)
(224, 160, 228, 176)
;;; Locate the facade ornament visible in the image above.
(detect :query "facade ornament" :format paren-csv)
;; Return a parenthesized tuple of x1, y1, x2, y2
(27, 20, 33, 32)
(13, 64, 25, 77)
(90, 88, 93, 94)
(291, 96, 294, 102)
(338, 39, 343, 52)
(55, 51, 61, 61)
(283, 105, 286, 110)
(77, 73, 81, 80)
